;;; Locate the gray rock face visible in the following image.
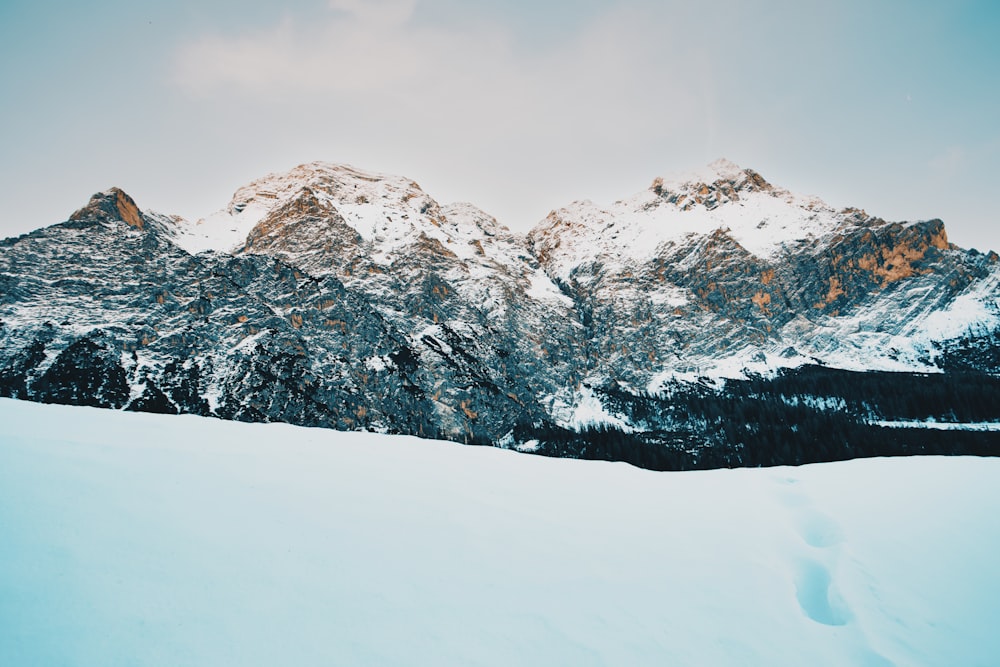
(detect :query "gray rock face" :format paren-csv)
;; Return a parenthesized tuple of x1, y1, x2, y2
(1, 163, 997, 447)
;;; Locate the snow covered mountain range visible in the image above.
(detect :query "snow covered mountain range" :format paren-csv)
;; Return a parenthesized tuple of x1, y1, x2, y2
(1, 160, 998, 466)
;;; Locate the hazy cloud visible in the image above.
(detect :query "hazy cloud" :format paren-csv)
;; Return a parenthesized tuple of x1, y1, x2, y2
(168, 0, 725, 227)
(328, 0, 417, 25)
(26, 0, 978, 250)
(172, 2, 710, 141)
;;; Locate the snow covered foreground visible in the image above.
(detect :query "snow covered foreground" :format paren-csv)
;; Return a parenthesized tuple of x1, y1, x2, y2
(0, 400, 997, 666)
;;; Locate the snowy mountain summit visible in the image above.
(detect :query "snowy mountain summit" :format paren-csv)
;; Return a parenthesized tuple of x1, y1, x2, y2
(171, 163, 446, 255)
(532, 158, 848, 276)
(1, 160, 998, 468)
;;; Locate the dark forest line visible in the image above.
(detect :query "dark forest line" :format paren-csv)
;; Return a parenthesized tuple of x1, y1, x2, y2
(516, 365, 1000, 471)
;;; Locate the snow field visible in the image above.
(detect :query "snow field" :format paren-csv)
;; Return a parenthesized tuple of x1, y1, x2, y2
(0, 398, 998, 666)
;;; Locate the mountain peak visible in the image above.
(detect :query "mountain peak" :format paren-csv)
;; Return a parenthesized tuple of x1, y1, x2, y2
(705, 157, 747, 180)
(69, 187, 144, 230)
(167, 162, 441, 255)
(651, 159, 773, 200)
(531, 161, 866, 272)
(228, 161, 427, 216)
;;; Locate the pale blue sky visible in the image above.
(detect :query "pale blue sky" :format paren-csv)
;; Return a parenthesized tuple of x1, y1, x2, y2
(2, 0, 998, 250)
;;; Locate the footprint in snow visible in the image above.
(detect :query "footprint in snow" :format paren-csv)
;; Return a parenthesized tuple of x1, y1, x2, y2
(794, 558, 851, 626)
(795, 508, 844, 548)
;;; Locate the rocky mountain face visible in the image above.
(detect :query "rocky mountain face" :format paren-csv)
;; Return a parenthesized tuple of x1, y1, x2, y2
(528, 160, 999, 393)
(1, 160, 998, 466)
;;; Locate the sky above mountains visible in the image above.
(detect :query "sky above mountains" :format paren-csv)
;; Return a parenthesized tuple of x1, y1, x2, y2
(2, 0, 998, 251)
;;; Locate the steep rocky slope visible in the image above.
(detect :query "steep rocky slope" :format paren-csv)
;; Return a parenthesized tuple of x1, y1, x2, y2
(1, 160, 997, 464)
(529, 160, 999, 394)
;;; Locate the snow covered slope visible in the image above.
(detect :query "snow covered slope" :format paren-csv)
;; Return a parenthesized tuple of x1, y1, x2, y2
(0, 398, 998, 666)
(529, 158, 850, 277)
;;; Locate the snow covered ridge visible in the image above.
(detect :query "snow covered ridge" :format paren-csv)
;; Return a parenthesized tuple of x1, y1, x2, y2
(1, 399, 999, 666)
(530, 161, 842, 274)
(0, 160, 999, 465)
(169, 162, 442, 255)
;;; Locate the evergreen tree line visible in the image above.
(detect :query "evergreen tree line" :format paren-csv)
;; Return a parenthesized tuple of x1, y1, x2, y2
(515, 365, 1000, 471)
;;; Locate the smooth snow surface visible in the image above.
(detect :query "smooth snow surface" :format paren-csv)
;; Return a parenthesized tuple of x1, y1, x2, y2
(167, 202, 271, 254)
(1, 399, 998, 666)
